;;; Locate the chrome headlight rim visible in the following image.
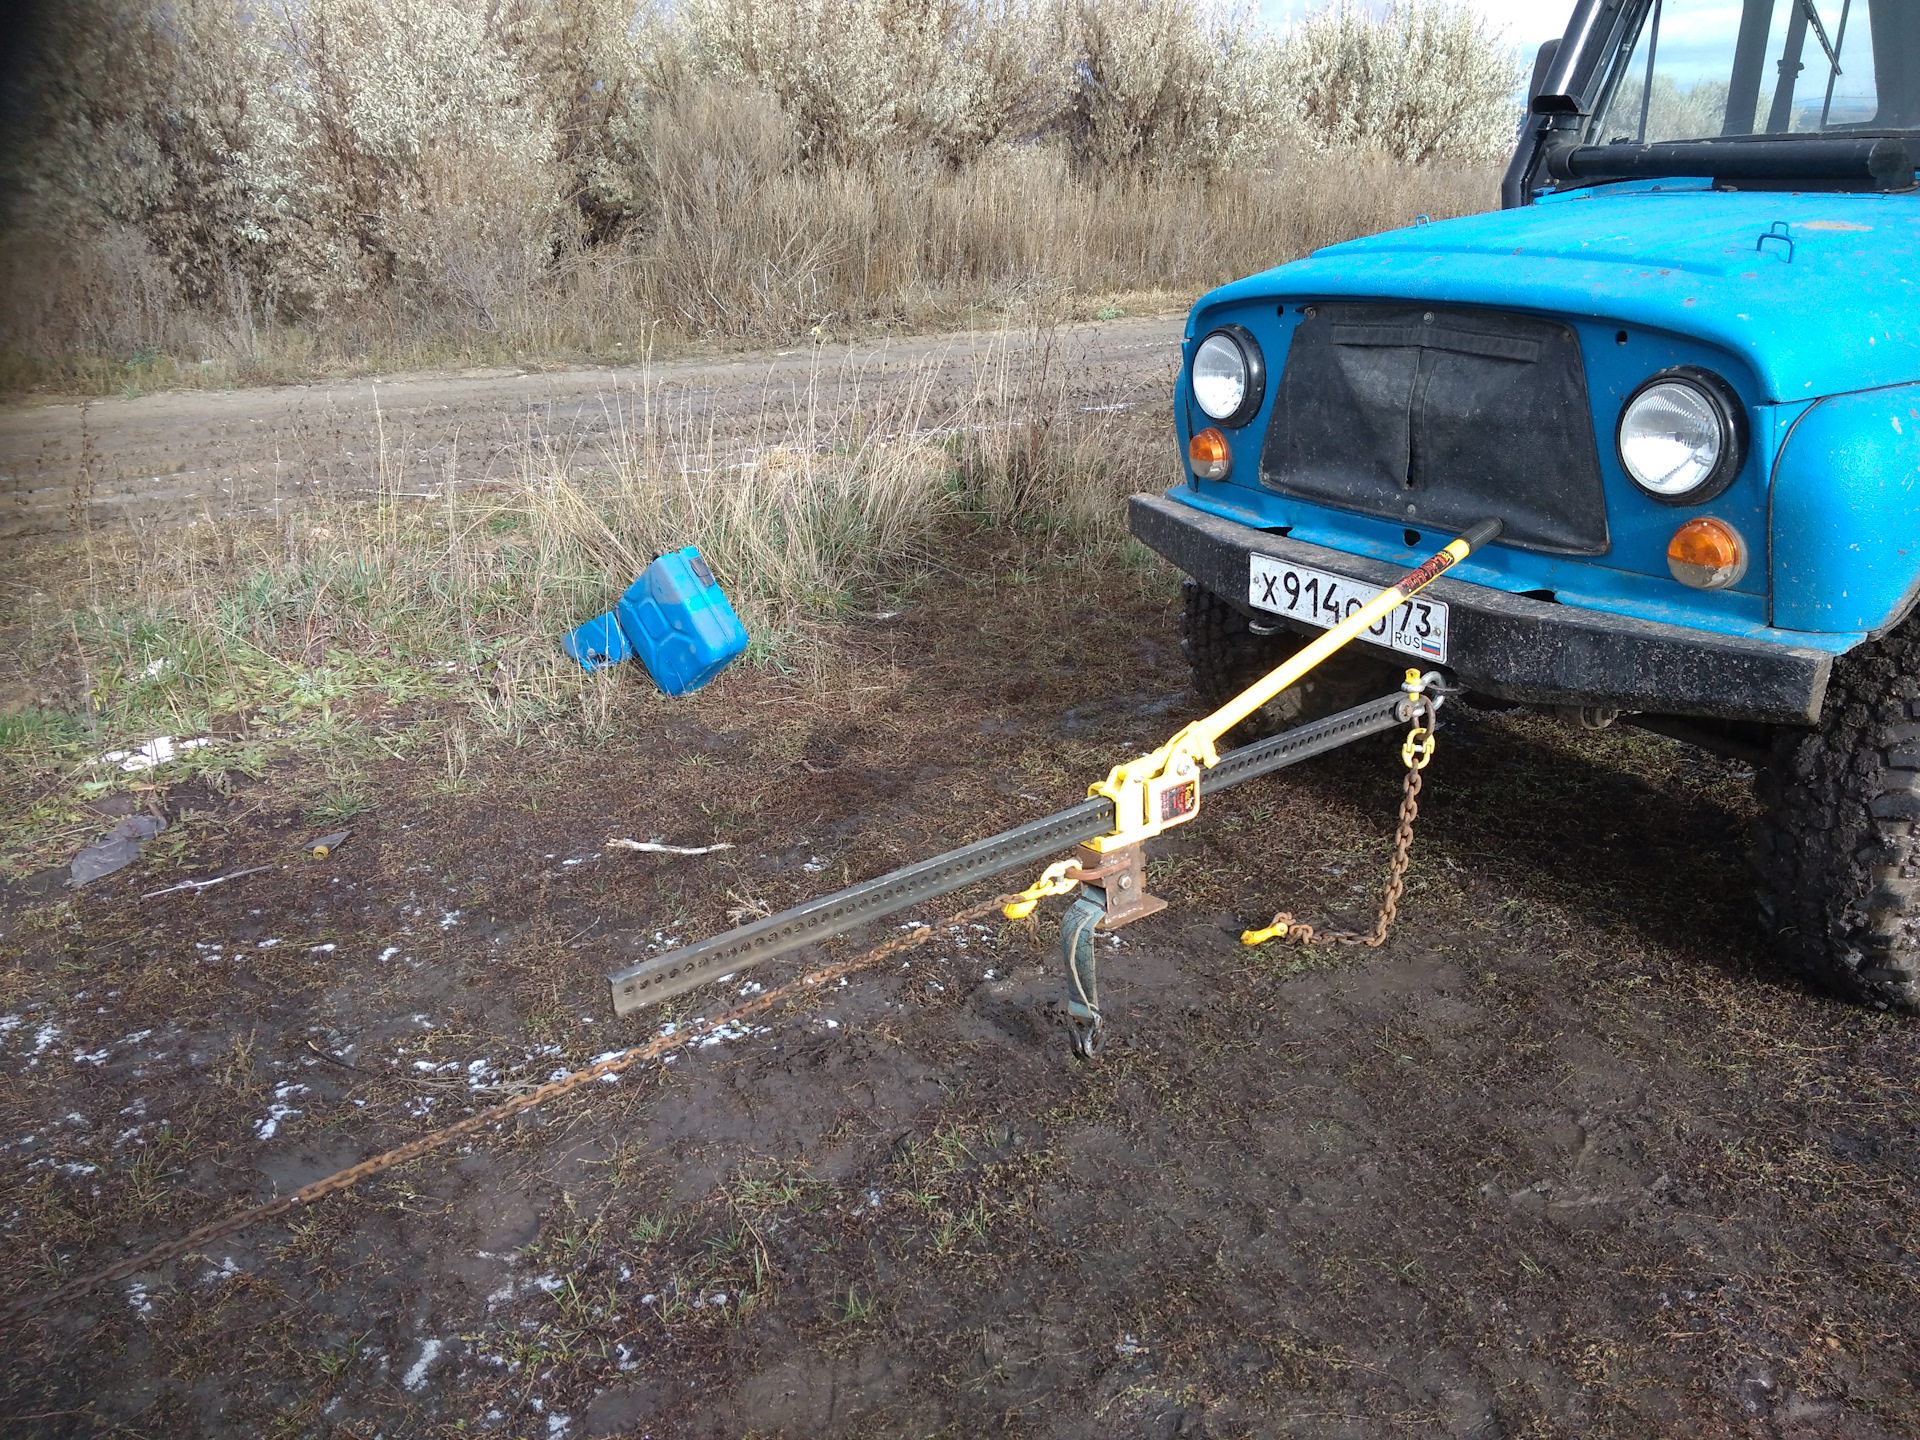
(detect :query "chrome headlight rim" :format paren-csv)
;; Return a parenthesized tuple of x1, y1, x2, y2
(1616, 366, 1748, 506)
(1190, 324, 1266, 429)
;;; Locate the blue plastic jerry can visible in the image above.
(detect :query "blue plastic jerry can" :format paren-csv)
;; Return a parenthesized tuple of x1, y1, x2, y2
(560, 611, 635, 673)
(614, 547, 750, 695)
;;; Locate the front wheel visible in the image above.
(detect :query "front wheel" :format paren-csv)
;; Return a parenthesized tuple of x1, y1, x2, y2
(1180, 580, 1399, 745)
(1754, 613, 1920, 1010)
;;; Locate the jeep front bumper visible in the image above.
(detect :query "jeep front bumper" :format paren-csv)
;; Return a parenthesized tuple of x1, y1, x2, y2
(1130, 492, 1834, 726)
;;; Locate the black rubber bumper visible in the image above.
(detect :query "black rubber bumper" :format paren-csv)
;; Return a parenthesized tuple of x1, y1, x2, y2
(1130, 492, 1835, 726)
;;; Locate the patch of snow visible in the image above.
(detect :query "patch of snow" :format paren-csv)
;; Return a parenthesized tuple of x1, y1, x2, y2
(32, 1023, 60, 1055)
(97, 736, 212, 772)
(71, 1048, 110, 1065)
(802, 857, 826, 872)
(402, 1338, 442, 1392)
(255, 1103, 301, 1140)
(127, 1282, 153, 1317)
(547, 1415, 571, 1436)
(309, 942, 336, 954)
(439, 910, 462, 929)
(1115, 1334, 1149, 1358)
(379, 946, 401, 962)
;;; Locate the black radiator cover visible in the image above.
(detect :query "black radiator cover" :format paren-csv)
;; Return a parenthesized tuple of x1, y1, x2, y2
(1259, 303, 1610, 555)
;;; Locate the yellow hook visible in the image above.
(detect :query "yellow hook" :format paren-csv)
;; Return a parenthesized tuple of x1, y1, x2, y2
(1240, 915, 1291, 946)
(1001, 859, 1083, 919)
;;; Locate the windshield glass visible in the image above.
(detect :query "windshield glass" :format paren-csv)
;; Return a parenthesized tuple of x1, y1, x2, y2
(1590, 0, 1920, 144)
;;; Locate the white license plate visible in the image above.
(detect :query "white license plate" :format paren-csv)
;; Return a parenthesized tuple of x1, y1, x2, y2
(1248, 554, 1449, 664)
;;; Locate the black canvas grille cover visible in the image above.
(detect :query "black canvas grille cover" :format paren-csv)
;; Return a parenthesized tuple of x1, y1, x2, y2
(1258, 303, 1609, 555)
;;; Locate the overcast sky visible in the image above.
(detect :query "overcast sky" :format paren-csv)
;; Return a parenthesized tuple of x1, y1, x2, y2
(1258, 0, 1577, 62)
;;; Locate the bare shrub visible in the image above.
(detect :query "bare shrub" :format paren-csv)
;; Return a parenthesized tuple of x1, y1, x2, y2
(0, 226, 188, 359)
(1276, 0, 1525, 165)
(637, 85, 827, 336)
(0, 0, 1516, 381)
(1066, 0, 1280, 176)
(495, 0, 656, 243)
(276, 0, 565, 312)
(676, 0, 1073, 164)
(3, 0, 297, 317)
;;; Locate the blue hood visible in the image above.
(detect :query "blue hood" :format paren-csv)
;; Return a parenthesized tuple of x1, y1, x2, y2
(1203, 187, 1920, 404)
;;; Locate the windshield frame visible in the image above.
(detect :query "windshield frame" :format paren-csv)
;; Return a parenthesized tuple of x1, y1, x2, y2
(1503, 0, 1920, 206)
(1585, 0, 1914, 148)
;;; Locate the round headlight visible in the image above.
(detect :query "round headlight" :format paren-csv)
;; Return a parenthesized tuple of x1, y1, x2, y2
(1616, 369, 1746, 504)
(1190, 326, 1264, 428)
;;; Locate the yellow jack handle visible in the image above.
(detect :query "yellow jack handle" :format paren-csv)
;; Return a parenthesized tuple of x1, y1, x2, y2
(1081, 517, 1501, 854)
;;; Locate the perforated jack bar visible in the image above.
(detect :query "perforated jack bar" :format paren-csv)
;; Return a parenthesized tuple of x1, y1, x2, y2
(607, 689, 1412, 1015)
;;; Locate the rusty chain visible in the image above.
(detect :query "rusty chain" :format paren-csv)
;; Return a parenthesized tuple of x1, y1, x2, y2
(1245, 698, 1433, 949)
(3, 890, 1022, 1324)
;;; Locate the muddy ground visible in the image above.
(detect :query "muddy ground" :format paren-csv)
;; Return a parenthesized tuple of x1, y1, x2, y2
(0, 317, 1181, 541)
(0, 535, 1915, 1439)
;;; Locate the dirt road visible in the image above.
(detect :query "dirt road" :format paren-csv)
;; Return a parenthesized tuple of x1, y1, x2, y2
(0, 317, 1184, 541)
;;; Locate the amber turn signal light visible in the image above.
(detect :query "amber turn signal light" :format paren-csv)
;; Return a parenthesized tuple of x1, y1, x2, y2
(1667, 516, 1748, 590)
(1189, 427, 1230, 481)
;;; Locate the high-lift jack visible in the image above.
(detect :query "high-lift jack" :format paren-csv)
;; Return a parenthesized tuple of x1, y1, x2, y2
(608, 519, 1505, 1054)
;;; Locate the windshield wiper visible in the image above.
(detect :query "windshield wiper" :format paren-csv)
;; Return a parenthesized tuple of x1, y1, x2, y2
(1547, 134, 1914, 191)
(1818, 0, 1854, 129)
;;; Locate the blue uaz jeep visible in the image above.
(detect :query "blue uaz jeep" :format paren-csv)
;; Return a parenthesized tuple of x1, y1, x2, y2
(1131, 0, 1920, 1007)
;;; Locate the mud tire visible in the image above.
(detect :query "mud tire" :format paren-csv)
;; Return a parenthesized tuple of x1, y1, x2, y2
(1755, 613, 1920, 1011)
(1180, 580, 1398, 744)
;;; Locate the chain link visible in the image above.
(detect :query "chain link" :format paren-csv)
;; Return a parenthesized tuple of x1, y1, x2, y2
(1244, 703, 1432, 950)
(3, 891, 1021, 1323)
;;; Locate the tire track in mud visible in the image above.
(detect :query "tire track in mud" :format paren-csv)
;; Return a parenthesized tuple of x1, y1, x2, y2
(0, 317, 1183, 542)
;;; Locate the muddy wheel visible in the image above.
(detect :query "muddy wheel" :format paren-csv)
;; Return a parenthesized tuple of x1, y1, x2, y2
(1180, 579, 1398, 744)
(1755, 614, 1920, 1010)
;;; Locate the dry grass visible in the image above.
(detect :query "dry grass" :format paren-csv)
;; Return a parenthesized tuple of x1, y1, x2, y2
(0, 324, 1170, 869)
(0, 145, 1498, 393)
